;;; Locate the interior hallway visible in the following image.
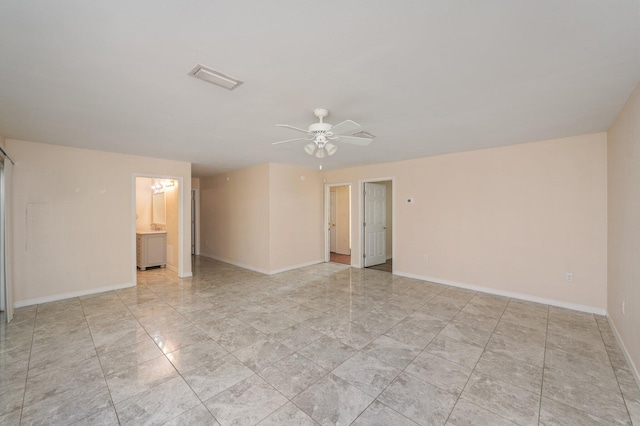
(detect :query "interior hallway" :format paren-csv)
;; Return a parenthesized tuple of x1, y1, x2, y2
(0, 256, 637, 425)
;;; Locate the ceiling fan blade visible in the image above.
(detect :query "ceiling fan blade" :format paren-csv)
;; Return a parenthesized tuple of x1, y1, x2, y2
(329, 120, 361, 135)
(276, 124, 310, 134)
(272, 138, 308, 145)
(336, 135, 372, 146)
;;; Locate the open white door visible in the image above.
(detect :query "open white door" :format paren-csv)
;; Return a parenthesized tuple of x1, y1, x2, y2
(330, 191, 337, 253)
(363, 182, 386, 267)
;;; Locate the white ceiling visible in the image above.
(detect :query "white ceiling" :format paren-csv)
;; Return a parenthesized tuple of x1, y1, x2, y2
(0, 1, 638, 176)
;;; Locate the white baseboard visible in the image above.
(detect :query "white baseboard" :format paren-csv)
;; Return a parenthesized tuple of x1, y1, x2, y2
(14, 282, 136, 308)
(606, 314, 640, 390)
(179, 272, 193, 278)
(166, 264, 178, 273)
(393, 271, 606, 315)
(199, 253, 270, 275)
(200, 253, 324, 276)
(269, 259, 325, 275)
(334, 250, 351, 256)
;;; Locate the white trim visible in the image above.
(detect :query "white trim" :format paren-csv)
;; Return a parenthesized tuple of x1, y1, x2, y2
(269, 259, 325, 275)
(200, 253, 324, 276)
(14, 282, 135, 307)
(334, 250, 351, 256)
(394, 271, 607, 315)
(180, 272, 193, 278)
(177, 177, 185, 278)
(193, 188, 201, 255)
(199, 253, 270, 275)
(606, 314, 640, 390)
(166, 264, 178, 273)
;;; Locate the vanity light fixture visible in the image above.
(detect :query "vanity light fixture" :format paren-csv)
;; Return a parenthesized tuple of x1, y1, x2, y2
(152, 180, 176, 193)
(151, 182, 163, 193)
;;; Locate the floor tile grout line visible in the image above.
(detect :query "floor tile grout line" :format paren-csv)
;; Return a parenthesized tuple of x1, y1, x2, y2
(543, 310, 633, 424)
(79, 292, 123, 425)
(537, 303, 550, 426)
(17, 304, 38, 426)
(343, 289, 469, 424)
(137, 270, 317, 423)
(119, 279, 241, 425)
(595, 310, 635, 422)
(440, 294, 512, 425)
(109, 287, 192, 423)
(283, 286, 431, 424)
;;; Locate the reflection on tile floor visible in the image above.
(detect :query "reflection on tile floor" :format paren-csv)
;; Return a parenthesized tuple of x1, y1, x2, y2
(1, 256, 638, 425)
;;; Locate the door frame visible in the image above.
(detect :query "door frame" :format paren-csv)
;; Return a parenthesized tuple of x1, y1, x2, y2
(191, 188, 201, 255)
(359, 177, 395, 271)
(329, 190, 337, 254)
(324, 182, 352, 264)
(132, 173, 186, 284)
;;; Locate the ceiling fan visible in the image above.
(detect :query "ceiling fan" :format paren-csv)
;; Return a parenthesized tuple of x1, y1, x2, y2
(273, 108, 373, 158)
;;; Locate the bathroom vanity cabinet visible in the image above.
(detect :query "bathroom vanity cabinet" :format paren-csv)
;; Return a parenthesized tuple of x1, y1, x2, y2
(136, 231, 166, 270)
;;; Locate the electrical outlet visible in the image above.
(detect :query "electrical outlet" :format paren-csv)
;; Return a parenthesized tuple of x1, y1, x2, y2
(565, 272, 573, 282)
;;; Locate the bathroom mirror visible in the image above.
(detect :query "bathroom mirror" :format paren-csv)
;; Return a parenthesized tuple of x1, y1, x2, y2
(152, 191, 166, 225)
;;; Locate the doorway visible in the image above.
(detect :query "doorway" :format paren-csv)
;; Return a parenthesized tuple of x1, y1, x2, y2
(134, 176, 181, 276)
(362, 179, 393, 272)
(325, 183, 352, 265)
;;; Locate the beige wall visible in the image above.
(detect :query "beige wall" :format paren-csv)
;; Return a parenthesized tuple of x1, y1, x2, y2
(268, 164, 324, 272)
(199, 163, 324, 274)
(200, 164, 270, 273)
(608, 82, 640, 378)
(8, 139, 192, 306)
(325, 133, 608, 311)
(135, 177, 153, 230)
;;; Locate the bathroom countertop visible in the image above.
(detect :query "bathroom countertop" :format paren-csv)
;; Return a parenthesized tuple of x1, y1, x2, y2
(136, 230, 167, 235)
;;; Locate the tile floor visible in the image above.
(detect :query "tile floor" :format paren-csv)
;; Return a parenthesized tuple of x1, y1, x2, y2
(1, 256, 639, 425)
(366, 259, 393, 273)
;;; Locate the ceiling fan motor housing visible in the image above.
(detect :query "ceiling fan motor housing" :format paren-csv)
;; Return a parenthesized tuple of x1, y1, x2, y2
(308, 122, 332, 133)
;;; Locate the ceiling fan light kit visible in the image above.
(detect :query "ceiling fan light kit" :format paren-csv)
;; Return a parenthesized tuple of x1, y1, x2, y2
(304, 142, 317, 155)
(274, 108, 373, 159)
(325, 142, 337, 156)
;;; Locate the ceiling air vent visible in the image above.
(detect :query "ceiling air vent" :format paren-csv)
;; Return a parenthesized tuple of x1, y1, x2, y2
(352, 131, 375, 138)
(189, 64, 243, 90)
